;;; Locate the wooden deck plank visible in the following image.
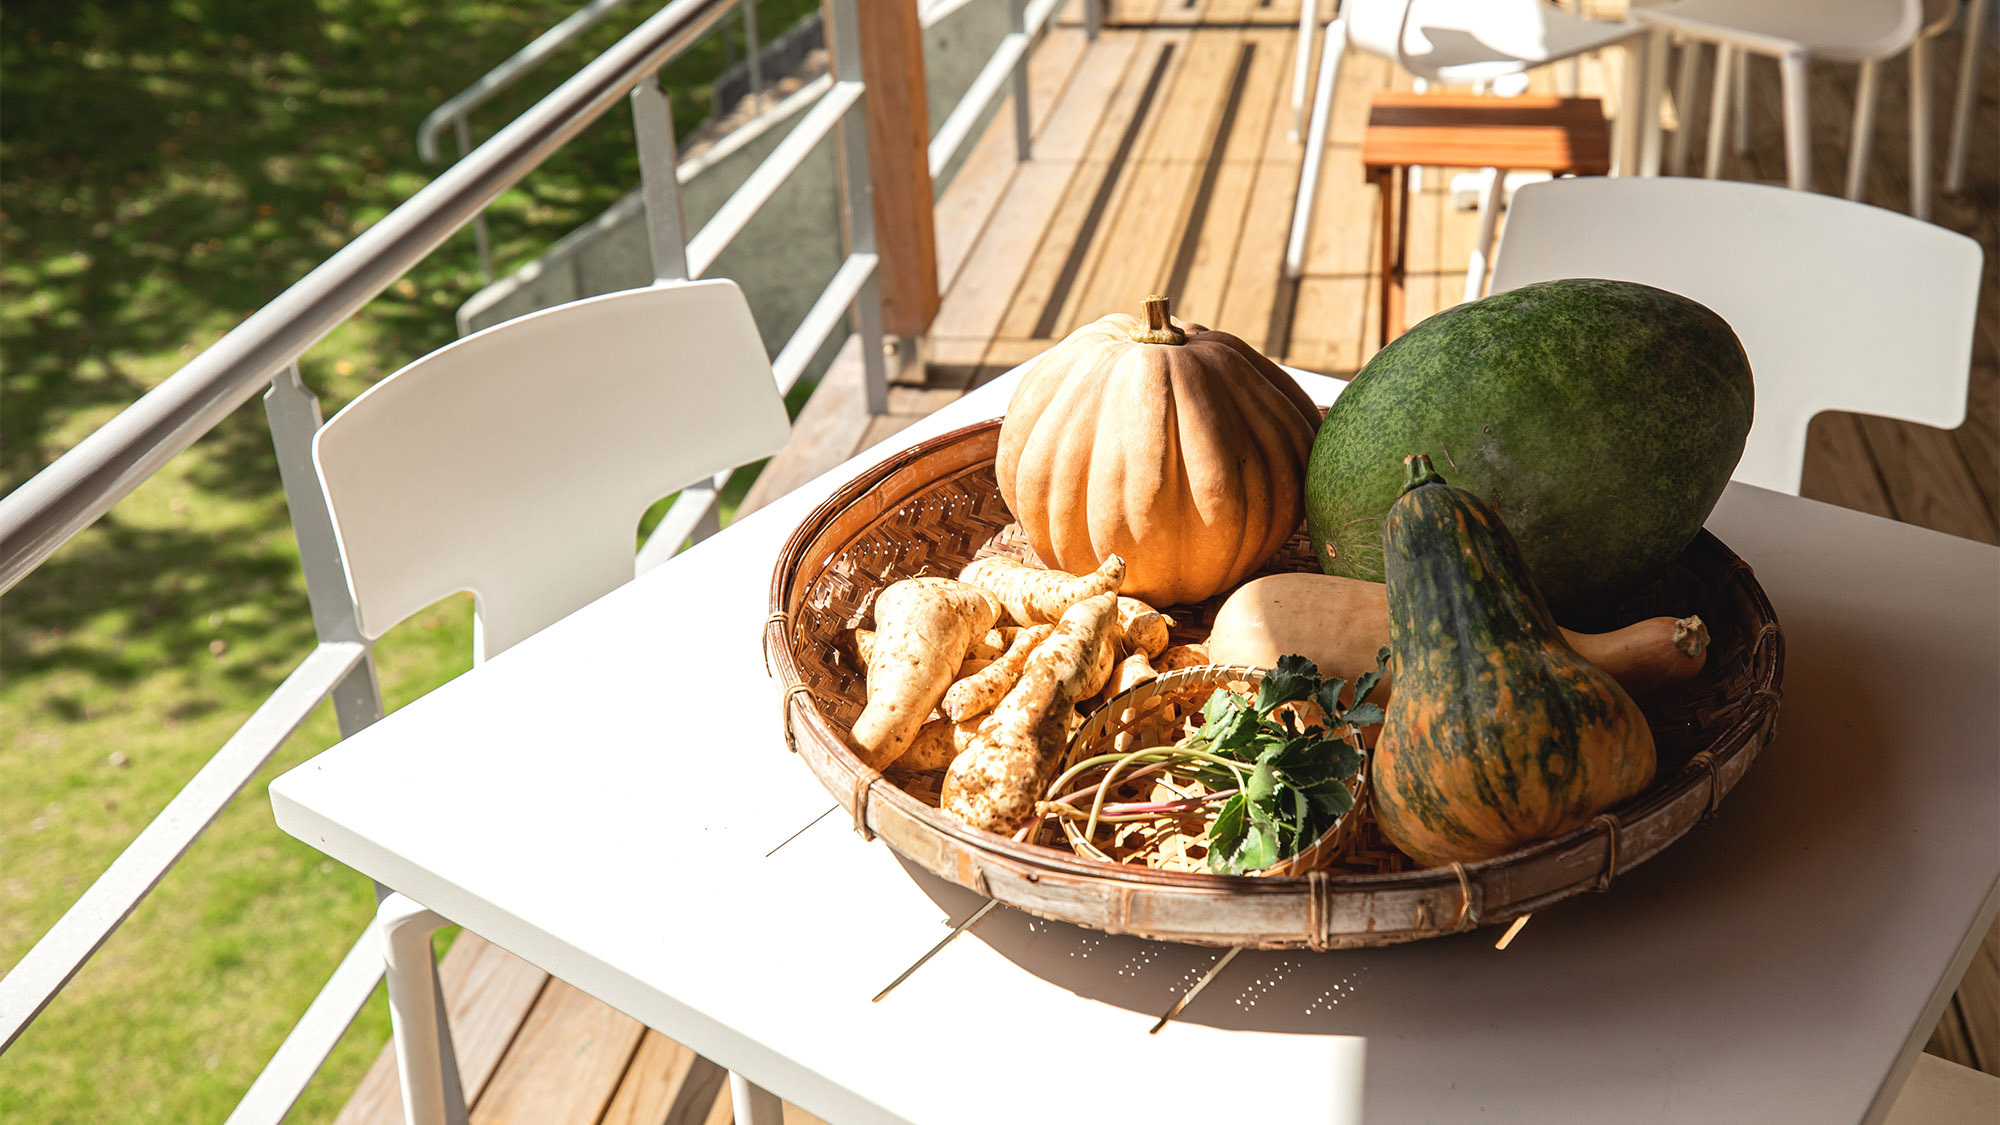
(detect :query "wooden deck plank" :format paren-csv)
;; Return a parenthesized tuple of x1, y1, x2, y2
(930, 25, 1143, 344)
(1055, 26, 1211, 332)
(1957, 919, 2000, 1074)
(1854, 415, 2000, 543)
(1958, 338, 2000, 522)
(933, 25, 1092, 293)
(1169, 28, 1292, 317)
(1029, 29, 1148, 162)
(1066, 25, 1242, 320)
(333, 932, 550, 1125)
(1799, 414, 1899, 522)
(598, 1029, 727, 1125)
(995, 32, 1167, 339)
(1928, 996, 1980, 1074)
(932, 163, 1094, 343)
(702, 1086, 833, 1125)
(469, 978, 645, 1125)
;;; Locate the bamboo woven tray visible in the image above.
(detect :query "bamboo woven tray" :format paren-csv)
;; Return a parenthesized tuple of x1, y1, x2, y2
(765, 420, 1785, 949)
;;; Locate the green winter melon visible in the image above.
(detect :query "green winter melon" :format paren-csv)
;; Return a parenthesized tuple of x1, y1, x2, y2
(1305, 278, 1753, 623)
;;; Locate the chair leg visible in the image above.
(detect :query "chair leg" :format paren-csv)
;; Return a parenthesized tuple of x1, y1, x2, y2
(1631, 31, 1667, 176)
(379, 894, 469, 1125)
(1409, 78, 1428, 195)
(1285, 19, 1346, 280)
(1463, 167, 1503, 305)
(1291, 0, 1317, 143)
(1779, 51, 1812, 192)
(1847, 58, 1881, 202)
(1946, 0, 1990, 194)
(1668, 37, 1705, 177)
(730, 1072, 786, 1125)
(1733, 48, 1751, 154)
(1706, 44, 1737, 179)
(1909, 33, 1934, 221)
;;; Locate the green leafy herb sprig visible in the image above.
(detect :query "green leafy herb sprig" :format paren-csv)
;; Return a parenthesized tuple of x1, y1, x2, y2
(1184, 648, 1389, 875)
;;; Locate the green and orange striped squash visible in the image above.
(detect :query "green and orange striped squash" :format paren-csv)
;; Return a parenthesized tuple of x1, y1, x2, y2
(1372, 455, 1657, 867)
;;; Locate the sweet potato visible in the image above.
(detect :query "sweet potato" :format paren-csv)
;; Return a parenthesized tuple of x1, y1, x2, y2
(893, 715, 987, 772)
(959, 555, 1125, 625)
(966, 628, 1010, 661)
(1108, 651, 1159, 698)
(1154, 643, 1210, 671)
(943, 623, 1053, 722)
(849, 578, 1001, 770)
(1115, 597, 1172, 658)
(942, 592, 1117, 832)
(853, 629, 996, 680)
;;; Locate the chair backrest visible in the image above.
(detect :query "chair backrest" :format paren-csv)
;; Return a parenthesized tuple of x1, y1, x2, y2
(1346, 0, 1419, 63)
(1489, 177, 1981, 494)
(312, 278, 791, 660)
(1348, 0, 1629, 80)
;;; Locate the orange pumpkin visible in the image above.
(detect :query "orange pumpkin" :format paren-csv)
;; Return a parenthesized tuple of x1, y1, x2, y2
(995, 296, 1320, 606)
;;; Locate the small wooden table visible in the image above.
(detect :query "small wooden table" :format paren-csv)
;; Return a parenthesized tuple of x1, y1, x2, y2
(1362, 93, 1612, 348)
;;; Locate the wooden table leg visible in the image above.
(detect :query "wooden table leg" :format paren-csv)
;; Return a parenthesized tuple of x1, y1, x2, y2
(1381, 165, 1409, 349)
(1374, 167, 1394, 352)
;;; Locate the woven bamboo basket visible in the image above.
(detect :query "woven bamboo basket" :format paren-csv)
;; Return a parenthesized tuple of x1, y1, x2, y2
(765, 420, 1785, 949)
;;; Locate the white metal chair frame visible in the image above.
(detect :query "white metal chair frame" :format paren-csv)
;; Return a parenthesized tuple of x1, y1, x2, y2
(312, 279, 793, 1125)
(1638, 0, 1980, 221)
(1285, 0, 1649, 295)
(1488, 177, 1983, 496)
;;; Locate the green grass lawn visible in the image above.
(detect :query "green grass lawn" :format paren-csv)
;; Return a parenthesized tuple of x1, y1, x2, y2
(1, 1, 812, 1119)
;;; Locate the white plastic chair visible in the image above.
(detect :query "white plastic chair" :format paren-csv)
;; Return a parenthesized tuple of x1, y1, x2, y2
(312, 278, 791, 1125)
(1488, 177, 1983, 495)
(1635, 0, 1964, 219)
(315, 278, 791, 661)
(1286, 0, 1648, 297)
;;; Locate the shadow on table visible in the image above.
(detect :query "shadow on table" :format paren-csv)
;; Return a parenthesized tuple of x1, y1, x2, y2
(894, 613, 1912, 1059)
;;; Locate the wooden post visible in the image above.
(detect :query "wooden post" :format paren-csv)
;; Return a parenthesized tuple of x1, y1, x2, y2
(844, 0, 940, 343)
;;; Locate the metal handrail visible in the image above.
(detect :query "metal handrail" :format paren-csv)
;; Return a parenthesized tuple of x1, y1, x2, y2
(925, 0, 1079, 180)
(417, 0, 653, 163)
(0, 0, 740, 598)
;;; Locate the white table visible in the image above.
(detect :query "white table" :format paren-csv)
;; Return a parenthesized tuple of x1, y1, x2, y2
(272, 370, 2000, 1124)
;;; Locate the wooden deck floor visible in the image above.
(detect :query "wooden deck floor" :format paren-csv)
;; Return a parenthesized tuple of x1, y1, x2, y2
(331, 7, 1998, 1122)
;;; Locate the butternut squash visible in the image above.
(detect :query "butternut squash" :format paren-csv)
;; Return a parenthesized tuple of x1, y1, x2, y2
(1207, 572, 1707, 701)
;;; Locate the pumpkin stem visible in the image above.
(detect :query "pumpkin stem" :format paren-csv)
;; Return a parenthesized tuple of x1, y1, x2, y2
(1402, 453, 1445, 492)
(1129, 294, 1187, 346)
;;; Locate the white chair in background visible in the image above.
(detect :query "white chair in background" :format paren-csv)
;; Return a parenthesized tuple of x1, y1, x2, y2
(1942, 0, 1990, 196)
(311, 278, 791, 1125)
(1635, 0, 1963, 220)
(1488, 177, 1982, 495)
(314, 278, 790, 661)
(1286, 0, 1648, 298)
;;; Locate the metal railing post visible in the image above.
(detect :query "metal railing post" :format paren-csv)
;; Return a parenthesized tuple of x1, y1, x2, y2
(1008, 0, 1033, 161)
(829, 0, 891, 412)
(263, 364, 385, 737)
(631, 76, 692, 281)
(1084, 0, 1102, 41)
(745, 0, 765, 100)
(453, 116, 497, 284)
